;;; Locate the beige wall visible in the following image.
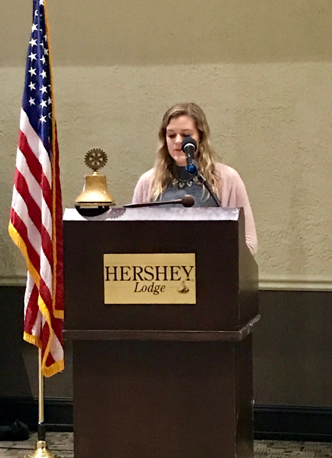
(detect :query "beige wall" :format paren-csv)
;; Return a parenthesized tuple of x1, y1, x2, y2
(1, 0, 332, 290)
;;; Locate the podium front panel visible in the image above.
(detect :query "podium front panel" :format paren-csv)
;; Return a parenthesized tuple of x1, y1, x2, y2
(63, 207, 258, 333)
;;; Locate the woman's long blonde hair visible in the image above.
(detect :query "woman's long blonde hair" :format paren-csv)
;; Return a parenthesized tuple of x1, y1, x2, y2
(150, 102, 220, 200)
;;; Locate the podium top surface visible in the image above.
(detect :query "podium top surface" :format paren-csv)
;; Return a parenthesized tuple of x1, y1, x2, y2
(64, 207, 241, 222)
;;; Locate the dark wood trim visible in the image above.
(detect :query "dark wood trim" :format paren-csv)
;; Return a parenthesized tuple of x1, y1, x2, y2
(1, 398, 331, 441)
(63, 315, 261, 342)
(254, 404, 332, 442)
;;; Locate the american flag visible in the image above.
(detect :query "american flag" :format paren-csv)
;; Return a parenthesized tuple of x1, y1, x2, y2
(8, 0, 64, 377)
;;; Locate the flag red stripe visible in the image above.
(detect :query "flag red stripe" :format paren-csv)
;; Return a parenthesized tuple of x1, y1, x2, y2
(18, 130, 53, 211)
(41, 323, 58, 367)
(24, 285, 40, 334)
(39, 278, 52, 315)
(14, 169, 54, 273)
(39, 277, 63, 346)
(45, 349, 56, 367)
(41, 228, 53, 275)
(41, 320, 50, 353)
(14, 169, 41, 230)
(10, 208, 40, 274)
(10, 196, 53, 281)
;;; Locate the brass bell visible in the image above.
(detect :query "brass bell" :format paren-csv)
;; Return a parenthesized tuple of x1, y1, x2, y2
(76, 148, 115, 208)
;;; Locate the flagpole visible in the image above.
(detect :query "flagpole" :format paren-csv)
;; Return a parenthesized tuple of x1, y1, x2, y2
(24, 349, 62, 458)
(38, 348, 45, 441)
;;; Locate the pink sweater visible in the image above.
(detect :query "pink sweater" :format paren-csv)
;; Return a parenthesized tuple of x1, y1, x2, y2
(132, 162, 257, 255)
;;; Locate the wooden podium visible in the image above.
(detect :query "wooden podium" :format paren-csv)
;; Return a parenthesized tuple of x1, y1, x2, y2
(63, 207, 259, 458)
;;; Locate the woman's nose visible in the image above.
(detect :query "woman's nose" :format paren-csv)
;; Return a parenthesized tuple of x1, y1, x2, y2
(175, 134, 182, 144)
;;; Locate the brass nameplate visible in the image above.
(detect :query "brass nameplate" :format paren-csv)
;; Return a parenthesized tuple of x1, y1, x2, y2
(104, 253, 196, 304)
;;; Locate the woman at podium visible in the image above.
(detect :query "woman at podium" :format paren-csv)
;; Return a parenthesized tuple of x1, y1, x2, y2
(132, 102, 257, 255)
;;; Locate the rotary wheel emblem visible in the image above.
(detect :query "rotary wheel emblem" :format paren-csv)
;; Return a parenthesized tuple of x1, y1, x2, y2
(85, 148, 108, 172)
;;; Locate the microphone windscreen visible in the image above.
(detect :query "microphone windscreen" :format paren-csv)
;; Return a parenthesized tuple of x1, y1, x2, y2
(181, 195, 195, 207)
(181, 136, 197, 152)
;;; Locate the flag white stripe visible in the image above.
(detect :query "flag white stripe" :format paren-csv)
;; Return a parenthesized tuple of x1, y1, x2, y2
(40, 249, 52, 291)
(16, 148, 42, 210)
(31, 309, 42, 337)
(20, 109, 52, 186)
(12, 188, 42, 254)
(24, 272, 35, 316)
(41, 198, 52, 239)
(12, 190, 53, 293)
(15, 149, 53, 239)
(49, 330, 64, 361)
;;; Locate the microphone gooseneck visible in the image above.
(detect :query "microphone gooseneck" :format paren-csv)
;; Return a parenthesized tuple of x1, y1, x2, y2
(181, 136, 197, 175)
(124, 195, 195, 208)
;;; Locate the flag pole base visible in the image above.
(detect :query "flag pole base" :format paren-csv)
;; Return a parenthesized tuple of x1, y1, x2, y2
(24, 440, 62, 458)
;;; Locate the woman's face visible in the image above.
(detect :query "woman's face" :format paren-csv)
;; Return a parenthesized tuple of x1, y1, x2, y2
(165, 115, 200, 166)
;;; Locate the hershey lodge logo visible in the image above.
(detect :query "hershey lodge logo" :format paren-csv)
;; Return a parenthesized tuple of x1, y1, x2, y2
(104, 253, 196, 304)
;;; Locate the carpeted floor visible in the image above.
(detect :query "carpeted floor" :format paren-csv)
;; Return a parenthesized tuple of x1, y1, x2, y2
(0, 433, 331, 457)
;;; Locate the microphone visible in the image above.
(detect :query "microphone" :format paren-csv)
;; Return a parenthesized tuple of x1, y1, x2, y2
(181, 136, 197, 175)
(124, 195, 195, 208)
